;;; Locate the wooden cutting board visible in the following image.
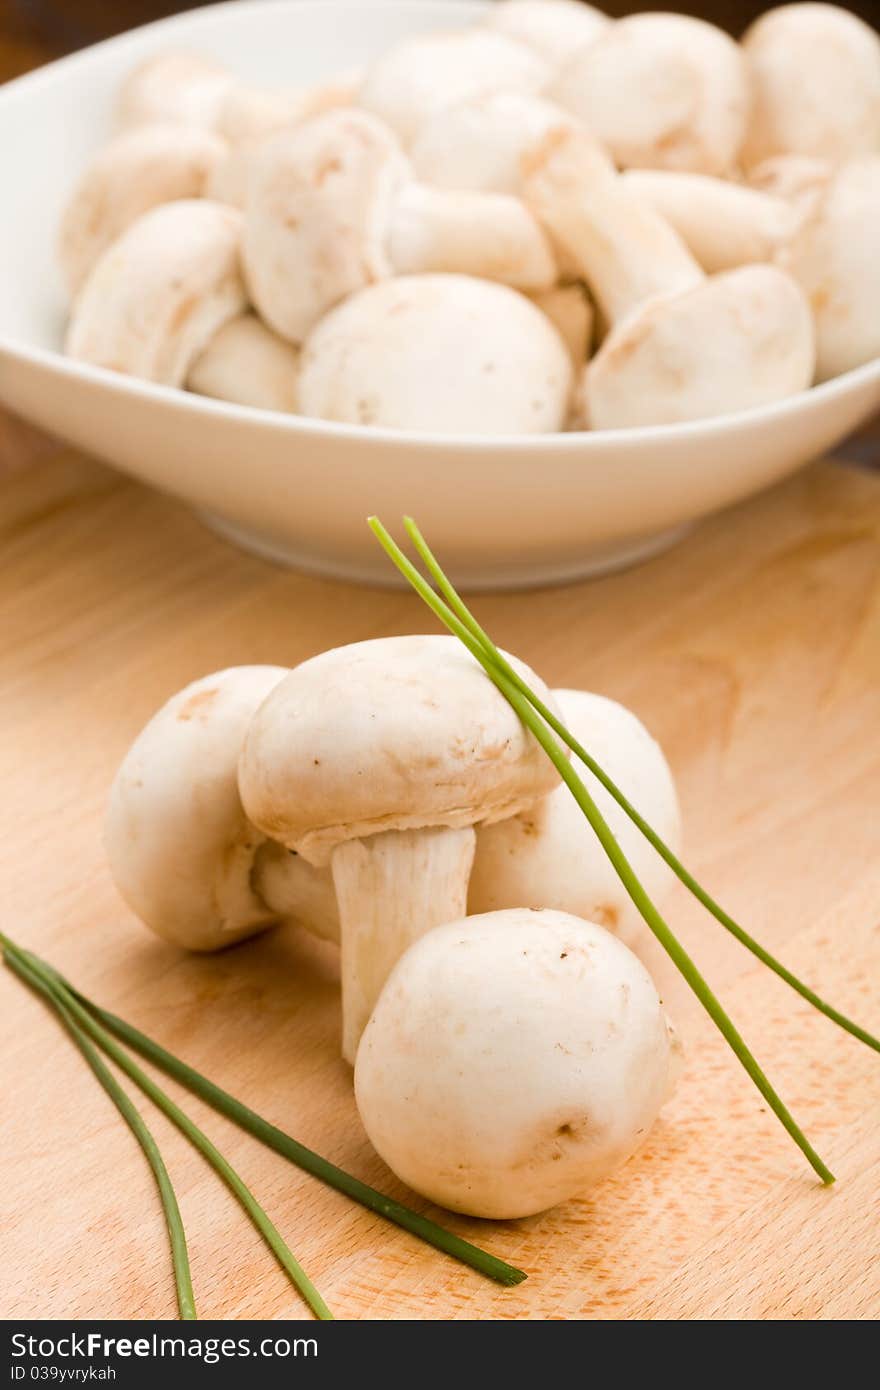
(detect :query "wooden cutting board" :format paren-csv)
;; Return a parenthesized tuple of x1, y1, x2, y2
(1, 436, 879, 1321)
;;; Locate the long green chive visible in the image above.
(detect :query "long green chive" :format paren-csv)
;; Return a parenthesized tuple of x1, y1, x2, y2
(1, 936, 333, 1320)
(400, 516, 880, 1058)
(5, 948, 197, 1320)
(368, 517, 835, 1185)
(3, 938, 526, 1289)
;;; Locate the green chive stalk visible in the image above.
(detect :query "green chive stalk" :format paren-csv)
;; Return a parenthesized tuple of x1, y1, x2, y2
(369, 517, 836, 1185)
(2, 935, 333, 1321)
(1, 937, 526, 1289)
(400, 516, 880, 1058)
(4, 949, 197, 1320)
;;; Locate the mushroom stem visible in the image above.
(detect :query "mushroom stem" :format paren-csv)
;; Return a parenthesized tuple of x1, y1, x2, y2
(331, 826, 476, 1064)
(525, 129, 702, 323)
(388, 183, 556, 290)
(619, 170, 799, 274)
(251, 841, 340, 944)
(529, 282, 593, 368)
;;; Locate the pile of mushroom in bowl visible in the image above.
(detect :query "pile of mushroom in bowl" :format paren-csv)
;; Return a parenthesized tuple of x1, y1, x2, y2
(0, 0, 878, 586)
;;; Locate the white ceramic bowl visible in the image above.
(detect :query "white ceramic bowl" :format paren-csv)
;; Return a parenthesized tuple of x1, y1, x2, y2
(0, 0, 878, 589)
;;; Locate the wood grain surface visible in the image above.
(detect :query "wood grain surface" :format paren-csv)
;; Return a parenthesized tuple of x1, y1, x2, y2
(1, 438, 878, 1321)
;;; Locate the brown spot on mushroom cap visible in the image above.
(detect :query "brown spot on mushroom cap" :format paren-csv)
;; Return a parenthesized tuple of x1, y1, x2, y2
(176, 685, 220, 721)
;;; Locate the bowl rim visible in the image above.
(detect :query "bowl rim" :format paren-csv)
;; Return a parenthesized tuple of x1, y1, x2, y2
(3, 330, 878, 454)
(1, 0, 878, 455)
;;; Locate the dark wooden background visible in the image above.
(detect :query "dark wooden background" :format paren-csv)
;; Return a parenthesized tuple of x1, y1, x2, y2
(4, 0, 880, 67)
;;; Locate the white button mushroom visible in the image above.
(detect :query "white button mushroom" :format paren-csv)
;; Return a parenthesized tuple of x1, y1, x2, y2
(551, 13, 751, 175)
(469, 690, 680, 945)
(410, 91, 578, 195)
(481, 0, 610, 69)
(206, 73, 362, 207)
(116, 50, 237, 130)
(65, 200, 247, 387)
(57, 123, 228, 300)
(525, 127, 816, 428)
(741, 3, 880, 169)
(584, 268, 816, 431)
(296, 273, 573, 435)
(358, 28, 551, 147)
(620, 170, 800, 273)
(777, 156, 880, 380)
(238, 635, 563, 1062)
(355, 908, 677, 1218)
(186, 313, 300, 412)
(106, 667, 338, 952)
(243, 109, 557, 344)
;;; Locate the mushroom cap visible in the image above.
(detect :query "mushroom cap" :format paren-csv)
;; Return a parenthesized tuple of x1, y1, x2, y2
(410, 91, 576, 195)
(239, 635, 563, 867)
(469, 690, 680, 945)
(620, 170, 799, 274)
(116, 50, 236, 130)
(58, 123, 228, 299)
(551, 13, 751, 175)
(296, 273, 573, 434)
(778, 156, 880, 380)
(482, 0, 610, 68)
(242, 109, 409, 344)
(65, 199, 247, 387)
(105, 666, 289, 950)
(355, 908, 675, 1218)
(741, 4, 880, 168)
(358, 28, 550, 147)
(585, 263, 816, 429)
(187, 312, 299, 412)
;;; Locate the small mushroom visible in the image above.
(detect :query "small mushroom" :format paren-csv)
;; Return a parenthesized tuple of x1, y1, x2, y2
(207, 73, 362, 207)
(551, 13, 751, 175)
(481, 0, 610, 68)
(620, 170, 800, 273)
(66, 200, 247, 387)
(525, 127, 815, 427)
(238, 635, 563, 1062)
(358, 28, 550, 147)
(58, 123, 228, 299)
(777, 156, 880, 380)
(410, 91, 578, 195)
(116, 50, 237, 130)
(106, 667, 338, 951)
(741, 4, 880, 169)
(296, 273, 573, 435)
(469, 690, 680, 945)
(243, 109, 557, 344)
(355, 908, 678, 1218)
(187, 313, 300, 412)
